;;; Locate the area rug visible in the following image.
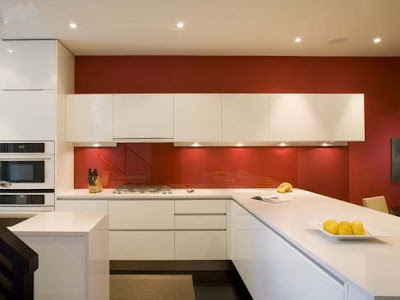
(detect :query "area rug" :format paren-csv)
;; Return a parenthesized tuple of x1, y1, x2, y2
(110, 274, 196, 300)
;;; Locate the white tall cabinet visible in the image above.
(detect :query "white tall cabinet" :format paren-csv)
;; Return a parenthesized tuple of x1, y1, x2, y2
(0, 40, 57, 90)
(0, 90, 56, 140)
(113, 94, 174, 139)
(222, 94, 269, 142)
(174, 94, 222, 142)
(66, 94, 113, 142)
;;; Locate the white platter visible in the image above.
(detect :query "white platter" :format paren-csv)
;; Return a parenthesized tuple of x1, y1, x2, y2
(316, 222, 389, 240)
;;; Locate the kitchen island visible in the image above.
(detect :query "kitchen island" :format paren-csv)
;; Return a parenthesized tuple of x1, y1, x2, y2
(9, 212, 109, 300)
(57, 188, 400, 300)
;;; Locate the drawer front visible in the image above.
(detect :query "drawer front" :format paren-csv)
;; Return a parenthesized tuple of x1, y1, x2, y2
(175, 231, 227, 260)
(109, 201, 174, 230)
(55, 200, 108, 212)
(110, 231, 174, 260)
(175, 200, 227, 214)
(175, 215, 226, 230)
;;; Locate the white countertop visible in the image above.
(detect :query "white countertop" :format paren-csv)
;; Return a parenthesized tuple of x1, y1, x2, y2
(57, 188, 400, 298)
(9, 211, 108, 237)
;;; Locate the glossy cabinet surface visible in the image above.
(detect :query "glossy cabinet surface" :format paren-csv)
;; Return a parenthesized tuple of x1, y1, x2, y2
(174, 94, 222, 142)
(0, 90, 56, 140)
(230, 202, 344, 300)
(175, 231, 227, 260)
(110, 231, 174, 260)
(269, 94, 318, 141)
(175, 200, 227, 214)
(113, 94, 174, 139)
(66, 94, 113, 142)
(316, 94, 365, 141)
(108, 200, 174, 230)
(0, 40, 56, 90)
(222, 94, 269, 142)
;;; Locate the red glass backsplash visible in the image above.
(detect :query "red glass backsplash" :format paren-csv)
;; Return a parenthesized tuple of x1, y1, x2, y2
(74, 144, 349, 201)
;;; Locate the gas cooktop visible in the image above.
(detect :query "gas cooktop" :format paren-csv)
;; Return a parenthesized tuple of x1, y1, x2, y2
(113, 185, 172, 194)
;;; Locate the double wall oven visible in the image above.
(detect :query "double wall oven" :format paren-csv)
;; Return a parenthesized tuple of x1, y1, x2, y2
(0, 142, 55, 212)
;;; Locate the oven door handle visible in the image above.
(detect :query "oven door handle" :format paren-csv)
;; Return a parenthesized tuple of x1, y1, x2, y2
(0, 181, 12, 188)
(0, 156, 53, 161)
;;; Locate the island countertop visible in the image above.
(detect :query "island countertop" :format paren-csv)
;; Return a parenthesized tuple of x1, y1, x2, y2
(9, 211, 108, 237)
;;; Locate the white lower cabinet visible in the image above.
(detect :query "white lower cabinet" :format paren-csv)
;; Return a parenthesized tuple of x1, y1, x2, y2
(56, 200, 108, 212)
(175, 231, 227, 260)
(110, 231, 174, 260)
(109, 200, 174, 230)
(230, 202, 344, 300)
(175, 215, 226, 230)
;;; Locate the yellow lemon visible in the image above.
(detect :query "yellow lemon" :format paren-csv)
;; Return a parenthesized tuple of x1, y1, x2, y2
(338, 224, 353, 235)
(338, 220, 351, 227)
(323, 220, 338, 235)
(351, 221, 365, 235)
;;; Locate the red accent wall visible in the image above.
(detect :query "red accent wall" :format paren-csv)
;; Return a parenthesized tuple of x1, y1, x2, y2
(75, 56, 400, 205)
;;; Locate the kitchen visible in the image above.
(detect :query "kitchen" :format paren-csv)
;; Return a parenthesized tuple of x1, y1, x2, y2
(1, 1, 400, 300)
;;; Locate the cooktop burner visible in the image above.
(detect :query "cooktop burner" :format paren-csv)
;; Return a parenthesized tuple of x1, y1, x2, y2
(113, 185, 172, 194)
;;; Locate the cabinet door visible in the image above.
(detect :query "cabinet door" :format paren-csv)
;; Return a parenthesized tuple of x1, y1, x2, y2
(174, 94, 222, 142)
(113, 94, 174, 139)
(109, 201, 174, 230)
(230, 202, 344, 300)
(316, 94, 364, 141)
(175, 200, 227, 214)
(175, 215, 226, 230)
(110, 231, 174, 260)
(0, 40, 56, 90)
(269, 94, 318, 141)
(66, 94, 113, 142)
(175, 231, 227, 260)
(222, 94, 269, 142)
(55, 200, 108, 212)
(0, 90, 56, 140)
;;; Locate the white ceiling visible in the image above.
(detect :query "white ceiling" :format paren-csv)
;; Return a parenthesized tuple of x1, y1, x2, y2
(1, 0, 400, 56)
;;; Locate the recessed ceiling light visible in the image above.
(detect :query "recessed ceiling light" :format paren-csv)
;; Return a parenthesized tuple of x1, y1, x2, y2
(322, 142, 330, 147)
(176, 22, 184, 29)
(294, 37, 302, 43)
(69, 22, 78, 29)
(8, 49, 13, 53)
(192, 142, 200, 147)
(236, 142, 244, 147)
(279, 142, 288, 147)
(373, 37, 382, 44)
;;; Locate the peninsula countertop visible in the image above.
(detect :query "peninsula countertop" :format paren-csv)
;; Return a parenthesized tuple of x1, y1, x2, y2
(57, 188, 400, 299)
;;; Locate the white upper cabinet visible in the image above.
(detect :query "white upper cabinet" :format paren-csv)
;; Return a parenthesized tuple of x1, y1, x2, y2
(269, 94, 318, 141)
(222, 94, 269, 142)
(316, 94, 365, 141)
(0, 90, 56, 140)
(174, 94, 222, 142)
(66, 94, 113, 142)
(113, 94, 174, 139)
(0, 40, 56, 90)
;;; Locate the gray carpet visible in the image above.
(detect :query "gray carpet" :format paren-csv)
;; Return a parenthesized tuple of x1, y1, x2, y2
(110, 274, 196, 300)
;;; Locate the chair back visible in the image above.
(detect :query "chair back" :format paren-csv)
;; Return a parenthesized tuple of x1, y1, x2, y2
(362, 196, 389, 214)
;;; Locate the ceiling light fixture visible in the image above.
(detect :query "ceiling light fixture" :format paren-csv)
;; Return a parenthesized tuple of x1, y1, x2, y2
(192, 142, 200, 147)
(176, 22, 184, 29)
(322, 142, 330, 147)
(69, 22, 78, 29)
(294, 37, 302, 43)
(373, 37, 381, 44)
(8, 49, 13, 53)
(236, 142, 244, 147)
(279, 142, 287, 147)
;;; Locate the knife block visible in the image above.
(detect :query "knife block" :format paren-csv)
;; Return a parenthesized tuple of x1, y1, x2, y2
(88, 175, 103, 193)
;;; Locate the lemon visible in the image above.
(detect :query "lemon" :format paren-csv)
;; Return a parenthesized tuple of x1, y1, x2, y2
(323, 219, 338, 235)
(351, 220, 365, 235)
(338, 220, 351, 227)
(338, 224, 353, 235)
